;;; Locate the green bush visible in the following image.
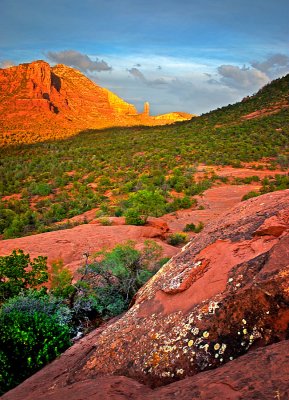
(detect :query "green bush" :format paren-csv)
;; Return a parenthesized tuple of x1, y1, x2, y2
(242, 191, 260, 201)
(124, 208, 145, 225)
(73, 240, 163, 322)
(125, 190, 166, 224)
(167, 232, 189, 246)
(0, 292, 71, 394)
(50, 259, 74, 299)
(0, 250, 48, 304)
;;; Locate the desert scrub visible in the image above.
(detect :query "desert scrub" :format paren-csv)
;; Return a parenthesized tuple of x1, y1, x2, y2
(167, 232, 189, 246)
(183, 221, 204, 233)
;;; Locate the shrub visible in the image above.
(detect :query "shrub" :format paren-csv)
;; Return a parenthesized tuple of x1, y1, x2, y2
(124, 208, 145, 225)
(73, 240, 163, 323)
(167, 232, 189, 246)
(0, 250, 48, 304)
(242, 191, 260, 201)
(0, 292, 71, 394)
(50, 259, 74, 299)
(125, 190, 166, 224)
(98, 217, 112, 226)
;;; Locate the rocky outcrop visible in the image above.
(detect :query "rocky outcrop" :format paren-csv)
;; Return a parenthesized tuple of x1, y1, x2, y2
(154, 112, 194, 122)
(0, 61, 193, 145)
(3, 189, 289, 399)
(4, 339, 288, 399)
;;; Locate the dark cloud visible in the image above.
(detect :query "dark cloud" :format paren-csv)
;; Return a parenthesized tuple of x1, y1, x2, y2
(46, 50, 112, 72)
(251, 54, 289, 77)
(128, 67, 168, 86)
(128, 67, 146, 82)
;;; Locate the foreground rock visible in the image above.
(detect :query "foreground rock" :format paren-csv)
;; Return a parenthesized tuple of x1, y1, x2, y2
(4, 340, 288, 399)
(3, 190, 289, 399)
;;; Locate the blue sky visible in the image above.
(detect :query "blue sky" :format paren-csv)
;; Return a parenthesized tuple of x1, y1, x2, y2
(1, 0, 289, 114)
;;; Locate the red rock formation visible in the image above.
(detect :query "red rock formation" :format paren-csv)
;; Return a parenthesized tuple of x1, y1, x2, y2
(4, 340, 288, 399)
(0, 223, 177, 277)
(0, 61, 193, 145)
(3, 189, 289, 399)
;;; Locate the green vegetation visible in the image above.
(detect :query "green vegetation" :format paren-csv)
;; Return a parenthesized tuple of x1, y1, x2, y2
(0, 250, 48, 303)
(167, 232, 189, 246)
(242, 174, 289, 201)
(0, 243, 165, 393)
(0, 292, 72, 394)
(0, 74, 289, 237)
(183, 221, 204, 233)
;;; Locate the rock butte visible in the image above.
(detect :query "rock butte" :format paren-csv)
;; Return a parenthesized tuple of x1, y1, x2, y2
(3, 189, 289, 400)
(0, 60, 193, 145)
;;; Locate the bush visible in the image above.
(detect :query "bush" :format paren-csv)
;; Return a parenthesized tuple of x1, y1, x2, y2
(98, 217, 112, 226)
(124, 208, 145, 225)
(242, 191, 260, 201)
(0, 292, 71, 394)
(125, 190, 166, 224)
(182, 222, 204, 234)
(73, 241, 163, 323)
(0, 250, 48, 304)
(167, 232, 189, 246)
(50, 259, 74, 299)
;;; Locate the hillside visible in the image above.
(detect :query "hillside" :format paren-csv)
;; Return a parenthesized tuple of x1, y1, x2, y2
(0, 61, 193, 145)
(0, 73, 289, 239)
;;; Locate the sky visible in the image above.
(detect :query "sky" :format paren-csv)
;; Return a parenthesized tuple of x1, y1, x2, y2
(0, 0, 289, 115)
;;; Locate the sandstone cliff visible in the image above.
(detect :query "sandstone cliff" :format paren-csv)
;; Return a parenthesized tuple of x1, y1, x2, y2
(0, 61, 193, 145)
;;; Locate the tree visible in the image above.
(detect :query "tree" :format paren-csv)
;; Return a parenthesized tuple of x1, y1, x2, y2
(125, 190, 166, 225)
(0, 250, 48, 303)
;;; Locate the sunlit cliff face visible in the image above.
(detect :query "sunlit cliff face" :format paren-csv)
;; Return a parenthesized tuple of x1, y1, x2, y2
(0, 61, 193, 145)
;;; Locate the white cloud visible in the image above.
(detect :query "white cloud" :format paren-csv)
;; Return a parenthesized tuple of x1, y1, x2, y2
(47, 50, 112, 72)
(217, 65, 269, 90)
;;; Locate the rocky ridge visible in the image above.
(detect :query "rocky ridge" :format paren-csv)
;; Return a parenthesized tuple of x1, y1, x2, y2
(0, 61, 193, 145)
(3, 189, 289, 399)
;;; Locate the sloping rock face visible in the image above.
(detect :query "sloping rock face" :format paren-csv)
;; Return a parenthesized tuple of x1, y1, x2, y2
(3, 190, 289, 399)
(0, 61, 193, 145)
(65, 190, 289, 387)
(4, 340, 288, 399)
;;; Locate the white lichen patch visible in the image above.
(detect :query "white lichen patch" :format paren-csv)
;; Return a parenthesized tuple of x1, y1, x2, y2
(219, 344, 227, 354)
(191, 327, 200, 335)
(208, 301, 220, 314)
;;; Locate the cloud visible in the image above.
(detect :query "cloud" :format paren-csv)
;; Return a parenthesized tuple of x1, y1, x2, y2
(0, 60, 15, 68)
(217, 64, 269, 90)
(46, 50, 112, 72)
(251, 53, 289, 78)
(128, 67, 146, 82)
(211, 53, 289, 92)
(128, 67, 168, 86)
